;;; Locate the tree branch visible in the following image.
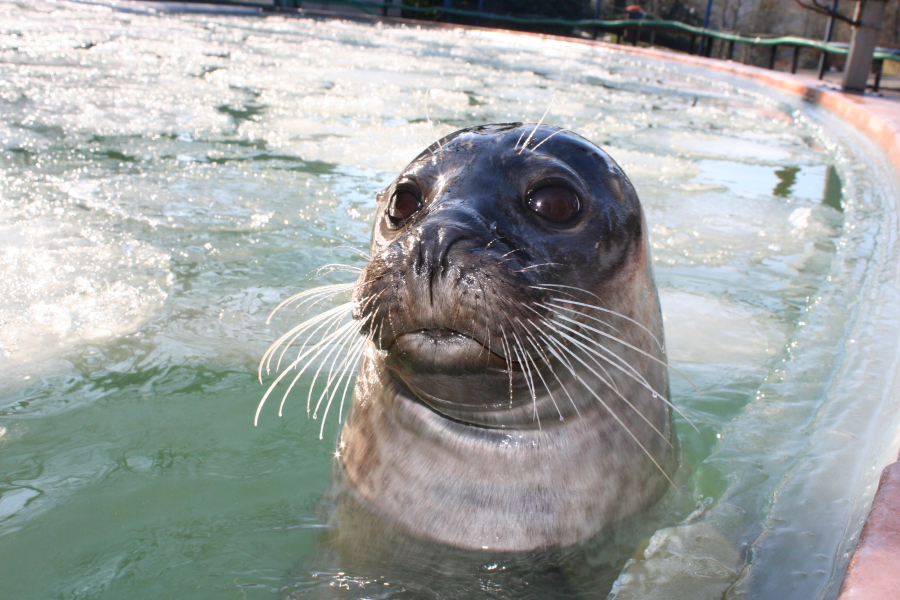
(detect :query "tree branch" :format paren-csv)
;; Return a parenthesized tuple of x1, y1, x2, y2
(793, 0, 860, 26)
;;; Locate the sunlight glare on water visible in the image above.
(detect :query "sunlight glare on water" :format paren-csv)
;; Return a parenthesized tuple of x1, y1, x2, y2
(1, 2, 898, 599)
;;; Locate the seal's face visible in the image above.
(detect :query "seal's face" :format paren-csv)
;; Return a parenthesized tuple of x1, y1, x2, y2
(353, 124, 649, 427)
(336, 123, 673, 552)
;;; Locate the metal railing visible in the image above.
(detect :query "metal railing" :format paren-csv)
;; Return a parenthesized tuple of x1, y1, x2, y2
(203, 0, 900, 89)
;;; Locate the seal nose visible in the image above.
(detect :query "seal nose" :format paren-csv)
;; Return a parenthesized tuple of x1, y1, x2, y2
(408, 207, 489, 280)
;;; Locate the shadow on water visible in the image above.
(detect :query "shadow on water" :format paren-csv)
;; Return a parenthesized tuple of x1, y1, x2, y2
(217, 102, 267, 126)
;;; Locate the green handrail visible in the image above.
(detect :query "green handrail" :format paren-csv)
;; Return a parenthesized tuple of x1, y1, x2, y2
(290, 0, 900, 62)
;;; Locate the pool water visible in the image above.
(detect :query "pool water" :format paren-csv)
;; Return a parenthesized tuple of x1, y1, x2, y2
(1, 1, 898, 599)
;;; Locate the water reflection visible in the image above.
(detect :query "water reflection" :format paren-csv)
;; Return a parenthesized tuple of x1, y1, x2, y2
(823, 164, 844, 211)
(773, 165, 800, 198)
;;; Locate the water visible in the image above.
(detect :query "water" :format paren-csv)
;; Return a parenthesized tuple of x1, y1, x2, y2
(1, 1, 899, 599)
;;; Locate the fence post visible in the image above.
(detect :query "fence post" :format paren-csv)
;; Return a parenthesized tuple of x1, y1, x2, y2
(699, 0, 714, 55)
(768, 45, 778, 69)
(791, 46, 800, 73)
(872, 59, 883, 92)
(842, 0, 889, 92)
(727, 39, 735, 60)
(817, 0, 839, 79)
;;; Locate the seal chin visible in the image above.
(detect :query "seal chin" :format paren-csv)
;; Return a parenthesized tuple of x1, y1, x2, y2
(386, 329, 519, 419)
(388, 329, 507, 374)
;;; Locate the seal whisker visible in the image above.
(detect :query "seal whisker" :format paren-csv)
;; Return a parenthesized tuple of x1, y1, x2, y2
(274, 276, 379, 330)
(533, 284, 665, 350)
(538, 310, 660, 398)
(315, 321, 371, 439)
(539, 322, 674, 449)
(268, 282, 356, 323)
(311, 316, 369, 418)
(272, 302, 355, 375)
(261, 301, 353, 378)
(528, 129, 565, 153)
(540, 305, 670, 383)
(547, 323, 625, 394)
(338, 327, 378, 425)
(527, 304, 666, 414)
(276, 315, 359, 419)
(541, 306, 703, 429)
(308, 317, 367, 419)
(538, 331, 677, 487)
(282, 285, 357, 322)
(539, 287, 704, 401)
(538, 305, 650, 391)
(424, 88, 443, 153)
(255, 312, 358, 426)
(498, 324, 516, 409)
(541, 299, 638, 351)
(517, 95, 555, 155)
(327, 244, 371, 261)
(312, 263, 365, 276)
(529, 333, 582, 418)
(514, 123, 529, 152)
(515, 262, 563, 274)
(524, 303, 630, 392)
(510, 335, 540, 428)
(518, 324, 564, 422)
(541, 312, 698, 434)
(534, 320, 628, 401)
(273, 281, 352, 311)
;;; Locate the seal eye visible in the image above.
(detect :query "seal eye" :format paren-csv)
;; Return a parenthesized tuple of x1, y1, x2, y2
(527, 186, 580, 224)
(387, 190, 422, 227)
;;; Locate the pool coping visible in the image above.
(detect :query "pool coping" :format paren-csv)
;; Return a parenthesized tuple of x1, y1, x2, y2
(92, 2, 900, 597)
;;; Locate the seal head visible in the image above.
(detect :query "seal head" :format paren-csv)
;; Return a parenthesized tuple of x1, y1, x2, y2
(341, 123, 675, 551)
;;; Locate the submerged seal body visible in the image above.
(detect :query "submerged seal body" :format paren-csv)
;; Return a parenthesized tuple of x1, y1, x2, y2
(338, 123, 675, 552)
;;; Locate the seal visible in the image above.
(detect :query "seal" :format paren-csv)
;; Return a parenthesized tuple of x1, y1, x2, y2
(334, 123, 677, 552)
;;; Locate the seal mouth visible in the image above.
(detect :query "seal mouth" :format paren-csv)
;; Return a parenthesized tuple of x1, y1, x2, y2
(388, 328, 510, 374)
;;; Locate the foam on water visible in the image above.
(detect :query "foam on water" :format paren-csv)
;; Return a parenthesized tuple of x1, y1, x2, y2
(1, 2, 898, 599)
